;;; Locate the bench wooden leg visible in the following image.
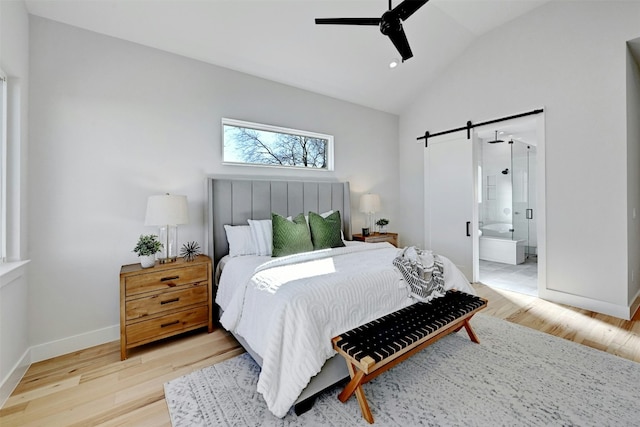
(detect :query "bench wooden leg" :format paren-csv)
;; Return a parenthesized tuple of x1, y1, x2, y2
(453, 318, 481, 343)
(338, 365, 363, 403)
(354, 381, 374, 424)
(340, 361, 375, 423)
(464, 319, 480, 344)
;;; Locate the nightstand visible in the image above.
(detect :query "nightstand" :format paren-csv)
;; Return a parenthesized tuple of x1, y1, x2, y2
(119, 254, 213, 360)
(352, 232, 398, 247)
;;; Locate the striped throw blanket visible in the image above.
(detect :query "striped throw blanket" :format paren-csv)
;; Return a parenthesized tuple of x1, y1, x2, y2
(393, 246, 446, 302)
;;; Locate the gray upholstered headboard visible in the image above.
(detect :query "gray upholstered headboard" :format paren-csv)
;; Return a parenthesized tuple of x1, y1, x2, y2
(206, 177, 352, 267)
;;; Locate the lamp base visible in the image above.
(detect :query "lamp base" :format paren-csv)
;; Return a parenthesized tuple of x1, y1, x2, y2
(368, 212, 375, 235)
(158, 225, 178, 263)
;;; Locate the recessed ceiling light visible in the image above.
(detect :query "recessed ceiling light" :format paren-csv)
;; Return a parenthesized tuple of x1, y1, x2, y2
(389, 58, 399, 69)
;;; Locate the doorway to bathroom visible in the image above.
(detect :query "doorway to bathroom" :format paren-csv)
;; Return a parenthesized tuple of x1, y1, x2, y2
(423, 111, 545, 297)
(476, 119, 539, 296)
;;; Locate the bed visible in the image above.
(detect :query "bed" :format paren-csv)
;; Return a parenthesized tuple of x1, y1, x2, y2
(206, 177, 474, 418)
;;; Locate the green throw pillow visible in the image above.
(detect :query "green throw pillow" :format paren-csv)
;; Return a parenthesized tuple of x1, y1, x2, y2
(308, 211, 346, 250)
(271, 212, 313, 257)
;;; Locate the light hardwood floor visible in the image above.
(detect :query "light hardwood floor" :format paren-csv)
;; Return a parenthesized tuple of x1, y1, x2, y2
(2, 283, 639, 426)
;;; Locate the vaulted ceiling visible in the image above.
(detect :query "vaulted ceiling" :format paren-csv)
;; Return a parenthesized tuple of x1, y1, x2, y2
(24, 0, 553, 114)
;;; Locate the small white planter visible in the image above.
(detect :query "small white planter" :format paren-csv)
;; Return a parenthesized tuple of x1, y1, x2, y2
(139, 254, 156, 268)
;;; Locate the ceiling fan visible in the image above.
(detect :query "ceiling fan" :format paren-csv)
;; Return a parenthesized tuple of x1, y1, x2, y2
(315, 0, 429, 62)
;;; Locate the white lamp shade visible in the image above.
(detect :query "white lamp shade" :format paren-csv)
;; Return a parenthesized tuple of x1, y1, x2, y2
(144, 194, 189, 226)
(359, 193, 381, 213)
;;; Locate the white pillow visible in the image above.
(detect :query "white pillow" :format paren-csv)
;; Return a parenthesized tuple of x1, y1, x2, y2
(223, 225, 256, 257)
(248, 219, 273, 256)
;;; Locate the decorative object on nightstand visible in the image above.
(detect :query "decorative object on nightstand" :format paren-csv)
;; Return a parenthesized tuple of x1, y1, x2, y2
(352, 231, 398, 247)
(132, 234, 163, 268)
(376, 218, 389, 234)
(144, 193, 189, 263)
(119, 254, 213, 360)
(180, 241, 201, 262)
(359, 193, 380, 234)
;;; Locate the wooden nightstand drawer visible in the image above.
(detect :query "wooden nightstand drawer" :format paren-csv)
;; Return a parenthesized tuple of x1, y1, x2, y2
(352, 232, 398, 247)
(126, 305, 210, 346)
(365, 235, 397, 244)
(120, 255, 213, 359)
(125, 264, 208, 296)
(125, 283, 209, 321)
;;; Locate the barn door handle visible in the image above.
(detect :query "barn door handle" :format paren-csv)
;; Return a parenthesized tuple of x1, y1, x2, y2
(466, 221, 471, 237)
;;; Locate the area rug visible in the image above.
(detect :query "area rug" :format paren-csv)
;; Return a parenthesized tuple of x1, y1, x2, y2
(164, 314, 639, 426)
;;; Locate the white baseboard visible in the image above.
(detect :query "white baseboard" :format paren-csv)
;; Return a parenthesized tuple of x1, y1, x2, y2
(630, 288, 640, 319)
(30, 324, 119, 363)
(1, 324, 119, 409)
(540, 288, 634, 320)
(0, 348, 30, 409)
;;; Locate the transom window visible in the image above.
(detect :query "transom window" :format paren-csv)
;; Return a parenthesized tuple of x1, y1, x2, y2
(222, 118, 334, 171)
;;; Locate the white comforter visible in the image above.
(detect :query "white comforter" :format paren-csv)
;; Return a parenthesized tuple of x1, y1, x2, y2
(218, 243, 473, 418)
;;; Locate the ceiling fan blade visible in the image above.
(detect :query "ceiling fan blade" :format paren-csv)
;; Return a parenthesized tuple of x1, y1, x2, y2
(387, 27, 413, 61)
(392, 0, 429, 21)
(315, 1, 428, 62)
(315, 18, 381, 26)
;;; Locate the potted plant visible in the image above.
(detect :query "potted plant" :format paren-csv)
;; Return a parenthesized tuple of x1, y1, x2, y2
(133, 234, 163, 268)
(376, 218, 389, 234)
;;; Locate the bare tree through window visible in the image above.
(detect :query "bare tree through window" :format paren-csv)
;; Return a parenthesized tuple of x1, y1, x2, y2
(222, 119, 333, 170)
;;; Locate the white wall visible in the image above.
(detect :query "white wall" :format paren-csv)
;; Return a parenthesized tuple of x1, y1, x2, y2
(627, 42, 640, 305)
(399, 1, 640, 317)
(27, 16, 399, 360)
(0, 0, 30, 406)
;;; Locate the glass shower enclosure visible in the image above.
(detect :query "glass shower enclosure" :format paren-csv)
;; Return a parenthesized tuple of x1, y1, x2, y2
(478, 137, 537, 264)
(511, 142, 537, 260)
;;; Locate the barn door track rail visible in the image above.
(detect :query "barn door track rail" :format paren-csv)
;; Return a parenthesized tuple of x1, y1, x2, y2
(417, 108, 544, 147)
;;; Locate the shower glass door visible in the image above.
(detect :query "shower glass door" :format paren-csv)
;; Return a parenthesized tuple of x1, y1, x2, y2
(511, 141, 531, 258)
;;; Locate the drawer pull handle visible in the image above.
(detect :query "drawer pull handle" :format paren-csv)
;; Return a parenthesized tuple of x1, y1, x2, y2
(161, 276, 179, 282)
(161, 298, 180, 305)
(161, 320, 180, 328)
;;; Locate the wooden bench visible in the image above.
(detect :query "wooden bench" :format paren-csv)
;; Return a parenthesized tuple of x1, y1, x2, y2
(331, 290, 487, 424)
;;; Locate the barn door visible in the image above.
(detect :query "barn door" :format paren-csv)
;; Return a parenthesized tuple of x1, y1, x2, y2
(424, 131, 478, 282)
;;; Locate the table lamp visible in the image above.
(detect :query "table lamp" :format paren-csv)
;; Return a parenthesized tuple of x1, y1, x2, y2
(144, 194, 189, 263)
(359, 193, 380, 235)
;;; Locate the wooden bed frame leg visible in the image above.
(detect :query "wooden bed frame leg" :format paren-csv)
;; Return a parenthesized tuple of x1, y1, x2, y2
(464, 319, 480, 344)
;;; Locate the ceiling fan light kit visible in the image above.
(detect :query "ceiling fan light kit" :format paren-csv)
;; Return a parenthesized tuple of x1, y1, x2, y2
(315, 0, 429, 63)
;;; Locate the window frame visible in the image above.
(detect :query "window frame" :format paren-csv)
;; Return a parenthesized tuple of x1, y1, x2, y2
(0, 69, 7, 263)
(221, 118, 334, 171)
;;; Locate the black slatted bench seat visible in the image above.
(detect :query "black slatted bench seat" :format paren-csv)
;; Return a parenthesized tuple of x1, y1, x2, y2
(331, 290, 487, 424)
